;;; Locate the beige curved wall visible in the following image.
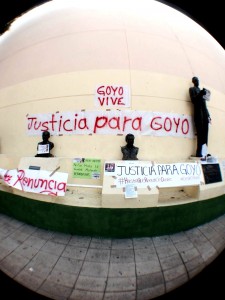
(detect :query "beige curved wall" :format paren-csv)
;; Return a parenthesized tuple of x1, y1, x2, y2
(0, 0, 225, 162)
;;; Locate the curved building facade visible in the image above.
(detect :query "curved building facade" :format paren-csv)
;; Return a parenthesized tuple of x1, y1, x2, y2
(0, 0, 224, 160)
(0, 0, 225, 238)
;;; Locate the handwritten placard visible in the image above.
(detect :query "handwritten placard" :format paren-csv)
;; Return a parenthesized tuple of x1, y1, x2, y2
(95, 85, 130, 107)
(73, 158, 101, 179)
(104, 161, 203, 188)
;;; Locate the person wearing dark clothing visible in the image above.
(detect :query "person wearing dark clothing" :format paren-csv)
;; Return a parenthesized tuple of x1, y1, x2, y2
(189, 77, 211, 157)
(35, 131, 54, 157)
(121, 133, 139, 160)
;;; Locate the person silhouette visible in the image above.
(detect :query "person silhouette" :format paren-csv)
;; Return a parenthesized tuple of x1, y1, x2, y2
(189, 77, 211, 157)
(121, 133, 139, 160)
(35, 131, 54, 157)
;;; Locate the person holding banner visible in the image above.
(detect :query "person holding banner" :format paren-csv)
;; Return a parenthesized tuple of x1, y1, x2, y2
(189, 76, 211, 157)
(35, 131, 54, 157)
(121, 133, 139, 160)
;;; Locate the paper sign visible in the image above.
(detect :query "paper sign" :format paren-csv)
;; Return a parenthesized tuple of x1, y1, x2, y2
(125, 184, 137, 198)
(73, 158, 101, 179)
(37, 144, 49, 154)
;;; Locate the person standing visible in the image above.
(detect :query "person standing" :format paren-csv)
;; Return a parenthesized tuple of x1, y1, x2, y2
(189, 77, 211, 157)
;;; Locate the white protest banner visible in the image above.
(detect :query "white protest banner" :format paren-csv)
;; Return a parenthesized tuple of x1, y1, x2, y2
(27, 110, 195, 138)
(104, 161, 203, 188)
(0, 168, 68, 196)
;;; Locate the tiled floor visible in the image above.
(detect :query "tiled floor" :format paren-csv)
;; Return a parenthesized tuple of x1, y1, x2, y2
(0, 212, 225, 300)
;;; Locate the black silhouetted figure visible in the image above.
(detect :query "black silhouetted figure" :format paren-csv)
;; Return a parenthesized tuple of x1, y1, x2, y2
(121, 133, 139, 160)
(189, 77, 211, 157)
(35, 131, 54, 157)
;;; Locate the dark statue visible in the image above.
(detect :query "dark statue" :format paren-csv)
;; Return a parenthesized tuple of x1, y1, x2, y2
(35, 131, 54, 157)
(121, 133, 139, 160)
(189, 77, 211, 157)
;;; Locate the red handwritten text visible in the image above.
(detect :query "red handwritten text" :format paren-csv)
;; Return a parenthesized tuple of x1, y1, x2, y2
(27, 110, 194, 138)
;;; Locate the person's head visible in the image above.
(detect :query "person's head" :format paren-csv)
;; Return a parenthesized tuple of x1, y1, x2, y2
(42, 131, 50, 142)
(125, 133, 135, 146)
(192, 76, 199, 86)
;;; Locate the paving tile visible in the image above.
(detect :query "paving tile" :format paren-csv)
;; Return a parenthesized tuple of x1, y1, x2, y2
(32, 228, 54, 240)
(23, 235, 48, 250)
(165, 272, 188, 293)
(136, 258, 161, 276)
(16, 223, 37, 235)
(62, 244, 87, 260)
(105, 277, 136, 292)
(0, 252, 29, 277)
(108, 262, 136, 277)
(69, 236, 91, 247)
(159, 253, 183, 271)
(14, 243, 41, 260)
(110, 249, 134, 263)
(50, 232, 72, 244)
(69, 289, 104, 300)
(1, 236, 21, 252)
(41, 240, 66, 256)
(46, 269, 78, 288)
(111, 239, 133, 249)
(134, 248, 157, 263)
(0, 244, 14, 260)
(54, 257, 83, 275)
(104, 291, 136, 300)
(137, 272, 164, 290)
(75, 275, 107, 292)
(80, 261, 109, 277)
(132, 237, 154, 250)
(155, 244, 178, 259)
(163, 264, 187, 282)
(179, 246, 201, 263)
(90, 237, 112, 249)
(152, 236, 172, 247)
(38, 280, 73, 300)
(184, 253, 205, 275)
(136, 284, 165, 300)
(15, 268, 46, 291)
(85, 248, 110, 263)
(173, 238, 194, 252)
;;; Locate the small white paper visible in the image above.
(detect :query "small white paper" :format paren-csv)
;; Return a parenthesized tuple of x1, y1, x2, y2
(125, 184, 137, 198)
(37, 144, 49, 154)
